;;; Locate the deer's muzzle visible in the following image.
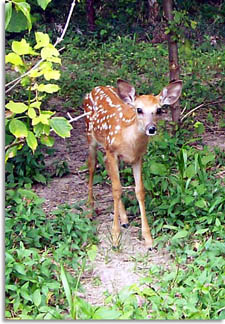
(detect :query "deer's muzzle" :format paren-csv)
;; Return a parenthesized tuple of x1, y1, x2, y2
(145, 124, 157, 136)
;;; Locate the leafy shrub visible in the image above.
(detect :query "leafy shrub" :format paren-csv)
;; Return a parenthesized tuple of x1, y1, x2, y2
(5, 144, 52, 188)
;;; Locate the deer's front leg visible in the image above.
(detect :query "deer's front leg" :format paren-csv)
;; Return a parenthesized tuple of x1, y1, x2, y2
(132, 159, 153, 249)
(105, 151, 122, 247)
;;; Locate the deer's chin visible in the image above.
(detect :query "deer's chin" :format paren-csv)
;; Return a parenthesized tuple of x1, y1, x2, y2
(146, 131, 157, 136)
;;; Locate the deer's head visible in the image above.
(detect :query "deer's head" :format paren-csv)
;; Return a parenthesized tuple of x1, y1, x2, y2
(117, 79, 182, 135)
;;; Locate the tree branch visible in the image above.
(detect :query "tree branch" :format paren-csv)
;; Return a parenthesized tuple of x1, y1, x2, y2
(5, 140, 25, 151)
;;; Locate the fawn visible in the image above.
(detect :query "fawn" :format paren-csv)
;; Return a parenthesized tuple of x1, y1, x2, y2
(83, 79, 182, 249)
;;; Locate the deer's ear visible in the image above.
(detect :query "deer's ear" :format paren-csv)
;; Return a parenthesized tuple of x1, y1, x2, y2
(159, 80, 182, 106)
(117, 79, 136, 105)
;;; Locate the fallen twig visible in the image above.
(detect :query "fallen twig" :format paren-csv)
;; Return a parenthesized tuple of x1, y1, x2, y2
(181, 100, 225, 122)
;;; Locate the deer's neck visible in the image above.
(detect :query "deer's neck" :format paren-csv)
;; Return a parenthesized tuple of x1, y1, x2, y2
(119, 120, 149, 164)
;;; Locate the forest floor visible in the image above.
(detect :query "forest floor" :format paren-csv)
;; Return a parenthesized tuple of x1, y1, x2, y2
(34, 99, 225, 306)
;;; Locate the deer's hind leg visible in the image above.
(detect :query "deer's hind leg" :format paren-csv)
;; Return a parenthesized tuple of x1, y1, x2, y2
(87, 139, 97, 219)
(105, 154, 129, 228)
(119, 200, 129, 229)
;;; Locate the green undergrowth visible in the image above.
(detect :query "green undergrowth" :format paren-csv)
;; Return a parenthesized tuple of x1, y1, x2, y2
(5, 190, 98, 319)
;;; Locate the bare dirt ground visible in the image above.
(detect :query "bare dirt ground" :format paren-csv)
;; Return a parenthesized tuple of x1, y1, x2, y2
(34, 102, 225, 306)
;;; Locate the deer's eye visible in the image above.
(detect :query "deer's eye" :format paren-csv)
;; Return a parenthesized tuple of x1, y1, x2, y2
(137, 108, 143, 114)
(156, 108, 162, 115)
(162, 104, 170, 109)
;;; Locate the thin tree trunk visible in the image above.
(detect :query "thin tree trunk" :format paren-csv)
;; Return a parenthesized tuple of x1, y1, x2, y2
(148, 0, 159, 25)
(163, 0, 181, 123)
(87, 0, 95, 32)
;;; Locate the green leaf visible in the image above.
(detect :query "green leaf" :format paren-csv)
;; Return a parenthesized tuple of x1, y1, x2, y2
(47, 56, 61, 64)
(43, 69, 60, 81)
(215, 218, 221, 227)
(37, 83, 60, 93)
(37, 0, 52, 10)
(142, 287, 157, 297)
(29, 69, 43, 78)
(195, 199, 206, 208)
(18, 188, 38, 200)
(6, 8, 28, 33)
(50, 117, 72, 138)
(163, 225, 178, 230)
(185, 164, 196, 178)
(33, 289, 42, 307)
(21, 76, 31, 87)
(183, 195, 194, 205)
(33, 173, 46, 184)
(172, 230, 188, 240)
(196, 184, 206, 195)
(21, 289, 32, 302)
(12, 39, 34, 55)
(87, 245, 98, 262)
(14, 263, 26, 275)
(5, 146, 18, 162)
(9, 119, 28, 138)
(149, 162, 167, 176)
(93, 308, 121, 320)
(40, 135, 55, 147)
(196, 228, 208, 235)
(5, 3, 12, 29)
(194, 121, 205, 135)
(39, 113, 51, 125)
(5, 53, 24, 66)
(32, 116, 41, 126)
(30, 101, 42, 109)
(34, 32, 50, 49)
(201, 153, 215, 166)
(28, 108, 37, 119)
(208, 197, 224, 213)
(15, 2, 32, 31)
(26, 131, 38, 153)
(190, 20, 197, 30)
(60, 265, 72, 311)
(41, 44, 59, 60)
(6, 101, 28, 113)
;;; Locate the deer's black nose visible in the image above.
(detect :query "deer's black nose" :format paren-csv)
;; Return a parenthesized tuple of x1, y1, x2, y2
(146, 125, 157, 136)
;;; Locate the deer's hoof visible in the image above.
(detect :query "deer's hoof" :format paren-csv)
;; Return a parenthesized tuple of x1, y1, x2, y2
(122, 223, 129, 229)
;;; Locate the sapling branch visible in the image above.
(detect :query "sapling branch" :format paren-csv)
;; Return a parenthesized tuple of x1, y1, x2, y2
(67, 111, 91, 123)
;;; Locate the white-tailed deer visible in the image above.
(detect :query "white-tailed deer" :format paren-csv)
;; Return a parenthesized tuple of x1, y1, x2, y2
(83, 79, 182, 249)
